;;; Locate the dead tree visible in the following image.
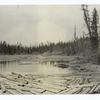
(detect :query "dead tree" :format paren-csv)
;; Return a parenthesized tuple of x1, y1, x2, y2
(91, 8, 99, 52)
(74, 25, 77, 41)
(82, 5, 99, 53)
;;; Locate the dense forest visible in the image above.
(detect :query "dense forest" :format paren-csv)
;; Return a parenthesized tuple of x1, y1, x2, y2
(0, 36, 94, 55)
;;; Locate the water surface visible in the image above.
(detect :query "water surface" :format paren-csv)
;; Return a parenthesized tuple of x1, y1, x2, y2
(0, 55, 71, 75)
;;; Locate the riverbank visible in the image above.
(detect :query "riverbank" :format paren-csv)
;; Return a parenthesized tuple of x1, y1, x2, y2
(0, 55, 100, 94)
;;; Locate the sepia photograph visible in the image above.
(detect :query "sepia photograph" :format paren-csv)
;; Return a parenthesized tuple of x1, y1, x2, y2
(0, 4, 100, 95)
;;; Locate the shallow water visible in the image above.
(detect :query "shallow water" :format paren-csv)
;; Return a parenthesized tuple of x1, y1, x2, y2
(0, 56, 71, 75)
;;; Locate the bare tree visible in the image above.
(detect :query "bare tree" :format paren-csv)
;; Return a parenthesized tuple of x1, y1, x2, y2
(91, 8, 99, 52)
(74, 25, 77, 41)
(82, 5, 99, 53)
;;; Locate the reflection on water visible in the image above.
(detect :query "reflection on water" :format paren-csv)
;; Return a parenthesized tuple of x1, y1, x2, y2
(0, 60, 71, 75)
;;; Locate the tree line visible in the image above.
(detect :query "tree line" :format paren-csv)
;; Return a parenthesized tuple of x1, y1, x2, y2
(0, 36, 91, 55)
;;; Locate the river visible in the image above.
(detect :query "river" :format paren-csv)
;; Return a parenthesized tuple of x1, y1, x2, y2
(0, 55, 71, 75)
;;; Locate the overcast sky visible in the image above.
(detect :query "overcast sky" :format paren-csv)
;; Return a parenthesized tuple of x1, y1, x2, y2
(0, 5, 100, 46)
